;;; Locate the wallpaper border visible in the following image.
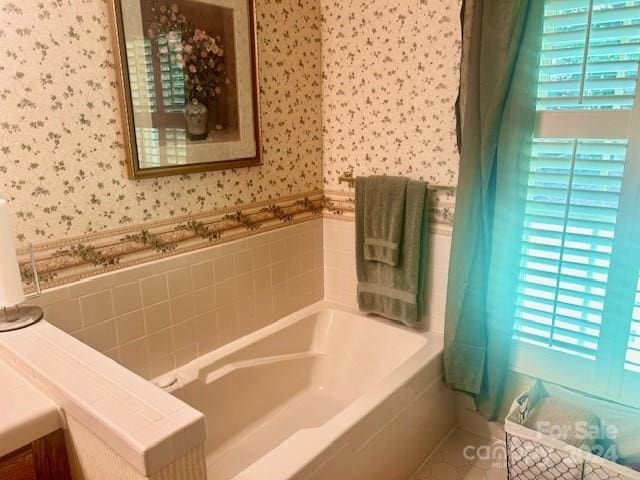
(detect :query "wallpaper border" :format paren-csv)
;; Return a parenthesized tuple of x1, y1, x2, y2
(19, 190, 324, 290)
(18, 188, 455, 290)
(322, 188, 456, 233)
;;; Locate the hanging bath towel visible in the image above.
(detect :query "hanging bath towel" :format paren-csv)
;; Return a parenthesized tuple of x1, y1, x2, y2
(355, 176, 429, 327)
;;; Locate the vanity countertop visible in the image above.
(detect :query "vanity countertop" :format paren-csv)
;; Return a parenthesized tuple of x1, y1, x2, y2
(0, 358, 62, 458)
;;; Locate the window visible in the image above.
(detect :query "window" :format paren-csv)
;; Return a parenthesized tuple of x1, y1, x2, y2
(135, 127, 187, 168)
(511, 0, 640, 407)
(627, 277, 640, 373)
(516, 138, 626, 359)
(126, 39, 157, 112)
(156, 32, 186, 112)
(126, 33, 187, 167)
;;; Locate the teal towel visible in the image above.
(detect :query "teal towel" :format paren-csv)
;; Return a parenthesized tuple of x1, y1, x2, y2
(363, 175, 409, 266)
(356, 176, 428, 327)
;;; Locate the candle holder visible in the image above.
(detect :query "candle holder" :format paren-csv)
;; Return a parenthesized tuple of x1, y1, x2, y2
(0, 305, 44, 332)
(0, 245, 43, 333)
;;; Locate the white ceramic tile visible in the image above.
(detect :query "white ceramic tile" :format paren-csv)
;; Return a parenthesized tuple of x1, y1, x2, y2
(153, 254, 191, 275)
(43, 298, 83, 333)
(191, 261, 214, 289)
(215, 278, 237, 306)
(68, 275, 117, 299)
(92, 395, 150, 434)
(169, 293, 195, 325)
(122, 396, 163, 423)
(112, 282, 143, 316)
(112, 264, 155, 286)
(140, 274, 169, 307)
(322, 219, 452, 331)
(144, 300, 172, 334)
(252, 243, 271, 269)
(167, 267, 193, 298)
(133, 419, 175, 473)
(116, 309, 146, 345)
(270, 239, 288, 263)
(79, 290, 114, 327)
(214, 255, 235, 283)
(193, 286, 215, 315)
(236, 272, 255, 299)
(148, 328, 174, 361)
(235, 250, 254, 275)
(172, 320, 196, 351)
(28, 286, 70, 307)
(84, 319, 117, 353)
(119, 337, 150, 371)
(169, 407, 208, 452)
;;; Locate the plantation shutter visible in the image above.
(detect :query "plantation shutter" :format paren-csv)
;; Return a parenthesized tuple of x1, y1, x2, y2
(626, 277, 640, 373)
(126, 39, 157, 112)
(125, 34, 187, 167)
(512, 0, 640, 406)
(538, 0, 640, 112)
(157, 32, 186, 112)
(515, 138, 627, 358)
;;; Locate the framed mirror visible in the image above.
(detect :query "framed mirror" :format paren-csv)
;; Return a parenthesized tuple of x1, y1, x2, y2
(111, 0, 261, 179)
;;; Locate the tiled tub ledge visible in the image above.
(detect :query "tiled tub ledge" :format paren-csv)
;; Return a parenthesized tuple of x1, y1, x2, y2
(0, 320, 206, 476)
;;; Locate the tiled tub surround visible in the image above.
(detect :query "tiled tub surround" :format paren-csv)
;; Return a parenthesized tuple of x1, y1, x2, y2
(323, 217, 452, 333)
(27, 219, 324, 380)
(0, 321, 207, 477)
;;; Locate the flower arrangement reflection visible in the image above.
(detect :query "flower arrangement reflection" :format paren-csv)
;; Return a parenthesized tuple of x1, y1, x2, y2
(147, 1, 228, 139)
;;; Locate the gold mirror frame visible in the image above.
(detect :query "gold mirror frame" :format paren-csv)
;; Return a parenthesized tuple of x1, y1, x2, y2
(110, 0, 262, 179)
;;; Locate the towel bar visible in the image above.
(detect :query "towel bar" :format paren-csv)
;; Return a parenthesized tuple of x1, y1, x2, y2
(337, 171, 456, 191)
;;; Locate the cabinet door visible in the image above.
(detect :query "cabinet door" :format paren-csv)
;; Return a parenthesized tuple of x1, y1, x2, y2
(0, 430, 70, 480)
(31, 429, 71, 480)
(0, 445, 37, 480)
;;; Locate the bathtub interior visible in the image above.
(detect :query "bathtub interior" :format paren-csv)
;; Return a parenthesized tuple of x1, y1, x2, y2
(171, 308, 428, 479)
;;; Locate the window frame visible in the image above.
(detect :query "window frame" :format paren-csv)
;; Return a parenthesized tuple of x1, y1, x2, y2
(509, 0, 640, 409)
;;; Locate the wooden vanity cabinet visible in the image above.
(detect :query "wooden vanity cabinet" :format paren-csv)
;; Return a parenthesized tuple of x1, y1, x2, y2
(0, 429, 71, 480)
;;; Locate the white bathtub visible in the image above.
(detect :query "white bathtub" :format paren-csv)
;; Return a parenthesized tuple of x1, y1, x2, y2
(161, 301, 455, 480)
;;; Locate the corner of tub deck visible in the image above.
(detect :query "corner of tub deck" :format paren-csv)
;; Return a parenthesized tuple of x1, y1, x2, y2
(0, 320, 207, 476)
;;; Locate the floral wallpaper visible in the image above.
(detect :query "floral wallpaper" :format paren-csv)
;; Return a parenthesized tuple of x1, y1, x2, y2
(321, 0, 462, 190)
(1, 0, 461, 288)
(0, 0, 323, 245)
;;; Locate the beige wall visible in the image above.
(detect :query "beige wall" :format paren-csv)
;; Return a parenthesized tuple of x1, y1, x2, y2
(321, 0, 462, 189)
(0, 0, 323, 246)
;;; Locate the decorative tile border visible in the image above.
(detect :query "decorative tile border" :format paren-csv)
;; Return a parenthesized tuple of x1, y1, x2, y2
(17, 188, 454, 291)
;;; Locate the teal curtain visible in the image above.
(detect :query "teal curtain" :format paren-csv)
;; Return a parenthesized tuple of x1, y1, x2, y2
(444, 0, 544, 420)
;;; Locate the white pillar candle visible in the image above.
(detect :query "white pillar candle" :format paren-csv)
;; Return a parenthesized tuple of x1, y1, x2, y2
(0, 199, 25, 307)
